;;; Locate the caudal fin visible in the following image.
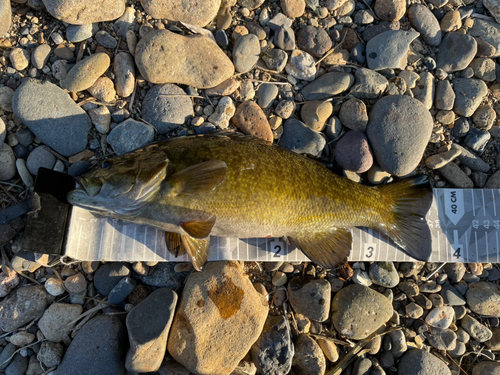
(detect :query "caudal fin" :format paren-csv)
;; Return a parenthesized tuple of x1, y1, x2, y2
(377, 176, 433, 261)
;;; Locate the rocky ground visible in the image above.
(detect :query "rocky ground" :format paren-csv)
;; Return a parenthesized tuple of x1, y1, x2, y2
(1, 0, 500, 374)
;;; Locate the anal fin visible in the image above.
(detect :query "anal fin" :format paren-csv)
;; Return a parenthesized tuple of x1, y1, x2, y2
(165, 232, 185, 257)
(181, 235, 210, 271)
(289, 228, 352, 269)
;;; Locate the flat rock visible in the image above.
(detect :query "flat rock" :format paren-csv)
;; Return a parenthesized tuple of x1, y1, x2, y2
(397, 349, 451, 375)
(473, 361, 500, 375)
(55, 315, 127, 375)
(0, 143, 16, 181)
(61, 53, 110, 92)
(94, 262, 131, 296)
(288, 277, 331, 322)
(126, 288, 177, 373)
(232, 101, 273, 142)
(285, 50, 316, 81)
(351, 68, 388, 99)
(412, 71, 435, 110)
(435, 80, 455, 110)
(0, 285, 50, 331)
(135, 30, 234, 89)
(300, 100, 332, 131)
(66, 24, 95, 43)
(233, 34, 260, 73)
(366, 30, 419, 70)
(292, 334, 326, 375)
(453, 78, 488, 117)
(13, 79, 91, 157)
(408, 4, 441, 46)
(279, 118, 326, 157)
(436, 33, 477, 72)
(141, 0, 220, 26)
(0, 0, 11, 37)
(167, 261, 268, 375)
(38, 303, 83, 342)
(366, 95, 433, 176)
(461, 314, 493, 342)
(331, 284, 393, 340)
(425, 327, 457, 350)
(467, 282, 500, 317)
(250, 315, 293, 375)
(142, 84, 193, 134)
(425, 306, 455, 329)
(301, 72, 354, 100)
(0, 86, 14, 112)
(107, 119, 155, 155)
(281, 0, 305, 17)
(440, 283, 466, 305)
(42, 0, 125, 24)
(88, 77, 116, 102)
(469, 19, 500, 59)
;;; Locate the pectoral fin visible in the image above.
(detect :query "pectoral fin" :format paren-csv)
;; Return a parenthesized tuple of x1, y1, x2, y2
(165, 232, 185, 257)
(181, 235, 210, 271)
(180, 215, 216, 239)
(289, 228, 352, 269)
(168, 160, 227, 196)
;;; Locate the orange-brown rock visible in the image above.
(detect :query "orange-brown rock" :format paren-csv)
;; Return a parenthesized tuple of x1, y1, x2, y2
(232, 101, 273, 142)
(167, 261, 268, 375)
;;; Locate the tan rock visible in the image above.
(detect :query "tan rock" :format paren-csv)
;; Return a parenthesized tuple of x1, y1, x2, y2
(38, 303, 83, 342)
(317, 339, 339, 362)
(9, 48, 30, 71)
(322, 48, 350, 65)
(293, 334, 326, 375)
(486, 327, 500, 351)
(232, 101, 273, 142)
(61, 53, 110, 92)
(41, 0, 125, 24)
(374, 0, 406, 21)
(205, 78, 240, 96)
(440, 11, 462, 32)
(114, 52, 135, 98)
(88, 77, 116, 102)
(300, 100, 333, 131)
(0, 0, 11, 37)
(425, 146, 461, 169)
(167, 261, 268, 375)
(281, 0, 306, 18)
(140, 0, 220, 26)
(135, 30, 234, 89)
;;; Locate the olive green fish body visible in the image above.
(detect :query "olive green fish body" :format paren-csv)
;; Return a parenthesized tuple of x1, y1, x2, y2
(68, 134, 433, 270)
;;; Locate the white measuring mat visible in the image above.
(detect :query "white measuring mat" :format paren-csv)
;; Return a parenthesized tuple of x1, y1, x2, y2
(64, 189, 500, 263)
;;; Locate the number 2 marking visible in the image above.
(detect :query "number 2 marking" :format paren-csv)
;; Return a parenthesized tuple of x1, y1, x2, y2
(273, 245, 282, 257)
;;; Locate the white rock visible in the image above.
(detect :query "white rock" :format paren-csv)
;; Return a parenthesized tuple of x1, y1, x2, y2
(425, 306, 455, 329)
(44, 277, 65, 296)
(208, 96, 235, 129)
(352, 269, 373, 286)
(285, 50, 316, 82)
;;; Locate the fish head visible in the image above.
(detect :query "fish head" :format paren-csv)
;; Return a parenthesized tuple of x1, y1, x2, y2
(67, 154, 169, 217)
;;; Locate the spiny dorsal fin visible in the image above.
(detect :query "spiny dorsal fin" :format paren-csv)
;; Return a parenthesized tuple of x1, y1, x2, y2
(180, 215, 216, 239)
(165, 232, 185, 257)
(289, 228, 352, 269)
(168, 160, 227, 196)
(181, 235, 210, 271)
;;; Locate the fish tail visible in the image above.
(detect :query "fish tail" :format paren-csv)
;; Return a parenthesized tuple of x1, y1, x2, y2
(376, 175, 433, 261)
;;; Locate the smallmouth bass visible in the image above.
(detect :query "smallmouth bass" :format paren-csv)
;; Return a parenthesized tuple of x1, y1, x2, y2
(67, 133, 433, 270)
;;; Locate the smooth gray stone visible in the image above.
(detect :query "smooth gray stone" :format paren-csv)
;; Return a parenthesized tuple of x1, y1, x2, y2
(397, 349, 451, 375)
(351, 68, 388, 99)
(469, 19, 500, 58)
(435, 80, 455, 110)
(142, 84, 193, 134)
(436, 33, 477, 72)
(454, 144, 490, 172)
(278, 118, 326, 157)
(12, 79, 91, 157)
(301, 72, 354, 100)
(440, 283, 466, 305)
(452, 78, 488, 117)
(107, 119, 155, 155)
(366, 30, 419, 70)
(437, 162, 474, 188)
(55, 315, 127, 375)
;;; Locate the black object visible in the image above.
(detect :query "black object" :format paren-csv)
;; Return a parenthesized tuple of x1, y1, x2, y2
(22, 168, 75, 255)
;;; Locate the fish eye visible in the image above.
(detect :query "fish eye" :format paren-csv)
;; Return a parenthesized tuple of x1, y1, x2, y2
(102, 161, 111, 169)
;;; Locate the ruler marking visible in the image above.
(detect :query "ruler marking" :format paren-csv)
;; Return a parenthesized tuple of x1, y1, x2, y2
(475, 232, 479, 261)
(494, 190, 497, 217)
(472, 190, 476, 216)
(376, 231, 381, 262)
(497, 231, 499, 264)
(437, 231, 440, 263)
(486, 231, 489, 263)
(482, 190, 486, 216)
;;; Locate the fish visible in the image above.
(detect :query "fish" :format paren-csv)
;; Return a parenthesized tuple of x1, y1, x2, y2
(67, 133, 433, 271)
